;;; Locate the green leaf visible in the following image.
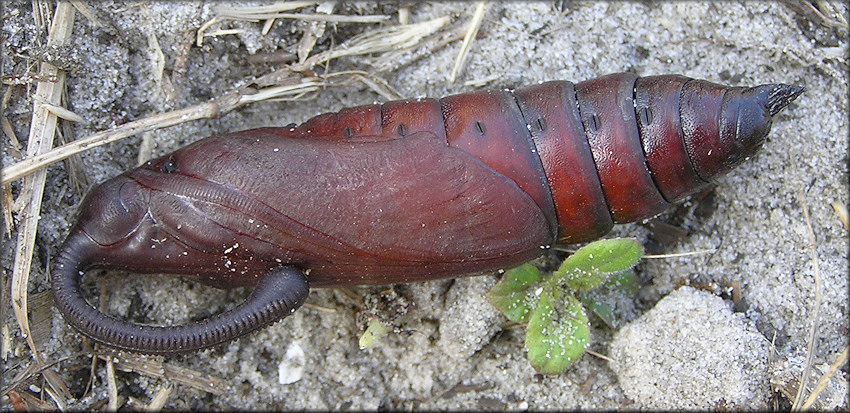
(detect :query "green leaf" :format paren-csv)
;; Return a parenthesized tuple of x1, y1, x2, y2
(487, 263, 541, 323)
(580, 293, 616, 328)
(604, 268, 639, 295)
(525, 288, 589, 374)
(556, 238, 644, 291)
(581, 269, 639, 329)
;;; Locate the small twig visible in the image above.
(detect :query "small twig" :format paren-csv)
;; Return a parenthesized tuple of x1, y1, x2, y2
(464, 73, 501, 88)
(197, 2, 390, 47)
(106, 355, 119, 411)
(113, 2, 148, 14)
(325, 70, 405, 101)
(96, 350, 228, 395)
(449, 2, 488, 83)
(145, 384, 173, 411)
(1, 69, 318, 185)
(801, 346, 849, 409)
(0, 353, 84, 396)
(43, 384, 66, 411)
(299, 16, 451, 70)
(830, 201, 848, 229)
(222, 12, 389, 23)
(69, 0, 102, 27)
(33, 95, 85, 123)
(802, 0, 849, 30)
(296, 2, 333, 64)
(302, 302, 337, 313)
(791, 188, 823, 411)
(643, 249, 717, 259)
(214, 1, 316, 17)
(362, 23, 465, 74)
(11, 0, 75, 365)
(585, 349, 614, 362)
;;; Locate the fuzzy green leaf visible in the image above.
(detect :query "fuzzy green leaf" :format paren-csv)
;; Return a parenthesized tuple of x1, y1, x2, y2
(487, 263, 541, 323)
(525, 288, 589, 374)
(604, 268, 639, 295)
(580, 293, 616, 328)
(580, 269, 639, 329)
(556, 238, 644, 291)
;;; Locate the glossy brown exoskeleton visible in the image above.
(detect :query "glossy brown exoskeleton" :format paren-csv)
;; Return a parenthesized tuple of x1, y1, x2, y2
(53, 73, 803, 354)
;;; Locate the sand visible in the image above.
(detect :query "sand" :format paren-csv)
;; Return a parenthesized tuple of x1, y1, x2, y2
(2, 1, 847, 410)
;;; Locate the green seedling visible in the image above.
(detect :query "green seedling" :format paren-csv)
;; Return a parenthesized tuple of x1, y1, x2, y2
(487, 263, 541, 323)
(488, 238, 644, 374)
(580, 268, 638, 328)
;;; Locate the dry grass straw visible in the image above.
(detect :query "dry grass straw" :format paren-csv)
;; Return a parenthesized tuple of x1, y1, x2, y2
(296, 2, 334, 63)
(197, 1, 390, 46)
(296, 16, 450, 69)
(584, 349, 614, 362)
(772, 139, 846, 410)
(10, 0, 74, 364)
(364, 23, 465, 74)
(790, 188, 825, 411)
(449, 2, 488, 83)
(830, 201, 848, 229)
(801, 346, 849, 409)
(96, 349, 228, 396)
(68, 0, 102, 27)
(6, 3, 78, 407)
(802, 0, 849, 30)
(1, 351, 79, 397)
(643, 249, 717, 259)
(33, 94, 85, 123)
(141, 384, 173, 411)
(106, 355, 119, 410)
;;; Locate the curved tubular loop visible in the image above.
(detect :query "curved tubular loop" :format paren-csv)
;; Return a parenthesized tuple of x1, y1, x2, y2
(52, 232, 310, 355)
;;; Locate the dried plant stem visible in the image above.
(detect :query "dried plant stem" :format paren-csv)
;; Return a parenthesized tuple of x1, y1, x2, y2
(801, 346, 849, 409)
(232, 12, 389, 23)
(11, 1, 75, 363)
(643, 249, 717, 259)
(2, 95, 226, 184)
(830, 201, 848, 229)
(804, 0, 849, 30)
(449, 2, 488, 83)
(298, 16, 451, 69)
(145, 384, 173, 411)
(197, 2, 390, 46)
(106, 355, 119, 410)
(215, 0, 316, 17)
(96, 350, 227, 395)
(791, 188, 824, 411)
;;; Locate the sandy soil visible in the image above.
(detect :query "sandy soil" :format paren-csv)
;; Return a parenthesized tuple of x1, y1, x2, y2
(2, 1, 847, 410)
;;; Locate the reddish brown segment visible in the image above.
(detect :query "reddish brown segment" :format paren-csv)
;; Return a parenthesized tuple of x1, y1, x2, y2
(291, 103, 385, 140)
(635, 75, 710, 202)
(514, 81, 613, 243)
(381, 98, 447, 141)
(441, 89, 559, 238)
(679, 79, 729, 181)
(575, 73, 670, 223)
(52, 73, 804, 354)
